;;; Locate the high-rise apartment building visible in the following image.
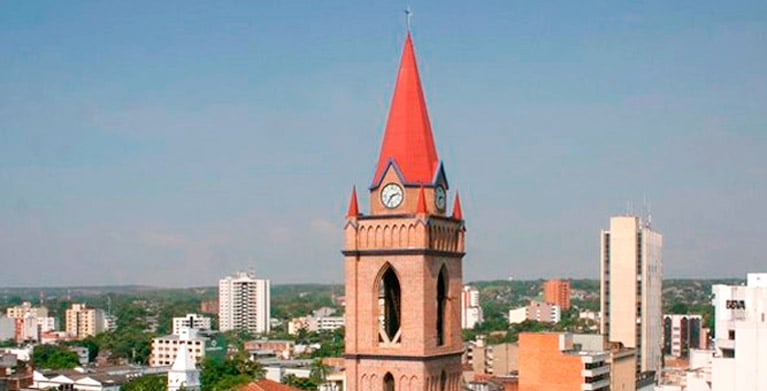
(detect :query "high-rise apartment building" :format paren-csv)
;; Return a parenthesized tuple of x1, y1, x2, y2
(600, 215, 663, 376)
(65, 303, 105, 339)
(342, 32, 466, 390)
(461, 286, 484, 329)
(218, 272, 270, 334)
(543, 279, 571, 310)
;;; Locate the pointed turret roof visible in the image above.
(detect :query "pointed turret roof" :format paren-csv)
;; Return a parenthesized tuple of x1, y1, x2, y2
(346, 186, 359, 217)
(372, 33, 439, 187)
(416, 186, 427, 214)
(452, 192, 463, 220)
(171, 341, 196, 372)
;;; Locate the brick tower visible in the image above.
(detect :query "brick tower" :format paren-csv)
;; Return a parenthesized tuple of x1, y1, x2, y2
(343, 32, 466, 391)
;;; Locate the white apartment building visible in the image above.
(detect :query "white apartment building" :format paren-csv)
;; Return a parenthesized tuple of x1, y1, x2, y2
(150, 328, 207, 367)
(461, 285, 484, 329)
(708, 273, 767, 391)
(600, 215, 663, 375)
(218, 272, 271, 334)
(172, 314, 212, 335)
(508, 301, 561, 324)
(65, 304, 105, 339)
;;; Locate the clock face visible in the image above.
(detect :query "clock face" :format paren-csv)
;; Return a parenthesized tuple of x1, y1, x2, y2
(435, 185, 447, 210)
(381, 183, 404, 209)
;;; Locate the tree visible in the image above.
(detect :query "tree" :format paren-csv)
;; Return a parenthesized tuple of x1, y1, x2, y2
(32, 344, 79, 370)
(122, 374, 167, 391)
(282, 374, 316, 390)
(200, 351, 264, 391)
(309, 358, 330, 388)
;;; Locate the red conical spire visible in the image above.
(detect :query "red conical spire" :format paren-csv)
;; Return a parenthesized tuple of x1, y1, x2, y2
(372, 33, 439, 186)
(347, 186, 359, 217)
(452, 192, 463, 220)
(416, 186, 427, 214)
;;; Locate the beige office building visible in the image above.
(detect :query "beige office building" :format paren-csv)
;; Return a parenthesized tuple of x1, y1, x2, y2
(65, 303, 105, 339)
(600, 215, 663, 376)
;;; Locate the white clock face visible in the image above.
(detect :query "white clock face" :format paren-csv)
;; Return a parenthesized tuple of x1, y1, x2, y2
(381, 183, 404, 209)
(435, 186, 446, 210)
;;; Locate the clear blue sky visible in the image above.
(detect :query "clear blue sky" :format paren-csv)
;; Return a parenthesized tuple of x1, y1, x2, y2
(1, 1, 765, 287)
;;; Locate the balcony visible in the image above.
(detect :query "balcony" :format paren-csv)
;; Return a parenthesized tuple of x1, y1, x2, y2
(581, 379, 610, 390)
(581, 366, 610, 377)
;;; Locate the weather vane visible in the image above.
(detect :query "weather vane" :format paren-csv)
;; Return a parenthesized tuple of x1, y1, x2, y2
(404, 6, 412, 31)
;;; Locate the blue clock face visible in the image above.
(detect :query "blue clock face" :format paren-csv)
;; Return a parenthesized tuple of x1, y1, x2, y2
(435, 186, 446, 210)
(381, 183, 404, 208)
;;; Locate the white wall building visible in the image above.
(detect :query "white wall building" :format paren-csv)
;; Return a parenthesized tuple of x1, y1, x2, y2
(218, 272, 270, 334)
(172, 314, 211, 335)
(709, 273, 767, 391)
(461, 285, 484, 329)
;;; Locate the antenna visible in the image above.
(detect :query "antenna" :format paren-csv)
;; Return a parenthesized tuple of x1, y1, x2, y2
(404, 7, 413, 31)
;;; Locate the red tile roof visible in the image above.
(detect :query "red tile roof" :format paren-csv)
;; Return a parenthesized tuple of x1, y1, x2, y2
(372, 33, 439, 187)
(240, 379, 302, 391)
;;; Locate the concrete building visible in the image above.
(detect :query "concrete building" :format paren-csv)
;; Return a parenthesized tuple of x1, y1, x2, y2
(342, 32, 466, 390)
(5, 302, 56, 342)
(508, 301, 560, 324)
(663, 314, 706, 358)
(172, 314, 211, 335)
(218, 272, 270, 334)
(462, 286, 484, 329)
(600, 215, 663, 376)
(543, 279, 571, 310)
(150, 328, 207, 367)
(6, 302, 48, 319)
(287, 315, 344, 335)
(518, 332, 610, 391)
(65, 304, 105, 339)
(463, 338, 518, 380)
(709, 273, 767, 391)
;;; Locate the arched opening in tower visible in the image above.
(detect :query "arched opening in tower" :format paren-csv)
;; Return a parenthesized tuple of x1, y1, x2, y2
(383, 372, 395, 391)
(437, 264, 448, 346)
(378, 265, 402, 344)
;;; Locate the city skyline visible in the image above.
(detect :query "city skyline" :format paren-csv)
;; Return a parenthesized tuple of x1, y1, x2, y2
(1, 2, 766, 287)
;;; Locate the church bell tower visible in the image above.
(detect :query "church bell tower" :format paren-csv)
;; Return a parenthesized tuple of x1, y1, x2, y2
(343, 32, 466, 391)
